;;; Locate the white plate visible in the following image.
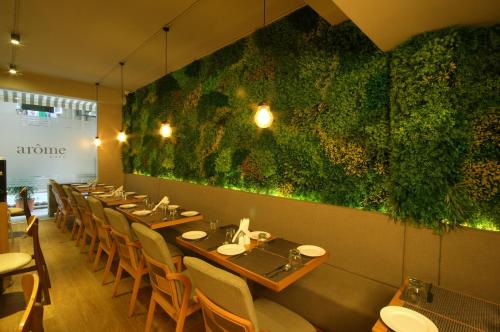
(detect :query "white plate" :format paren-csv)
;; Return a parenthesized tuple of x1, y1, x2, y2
(380, 306, 438, 332)
(217, 244, 246, 256)
(132, 209, 152, 216)
(297, 245, 326, 257)
(134, 195, 147, 199)
(182, 231, 207, 240)
(91, 191, 105, 195)
(181, 211, 199, 217)
(119, 204, 137, 209)
(249, 231, 271, 240)
(98, 194, 113, 198)
(105, 185, 114, 188)
(71, 183, 82, 186)
(168, 204, 180, 210)
(125, 191, 136, 195)
(76, 185, 89, 188)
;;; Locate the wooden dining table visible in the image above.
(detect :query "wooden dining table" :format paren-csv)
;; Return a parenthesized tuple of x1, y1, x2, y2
(93, 194, 144, 207)
(175, 224, 329, 292)
(72, 183, 111, 194)
(372, 279, 500, 332)
(117, 204, 204, 229)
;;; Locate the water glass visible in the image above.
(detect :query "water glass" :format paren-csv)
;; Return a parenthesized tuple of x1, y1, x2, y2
(209, 219, 219, 233)
(406, 278, 426, 305)
(288, 249, 303, 270)
(224, 228, 235, 244)
(257, 232, 268, 249)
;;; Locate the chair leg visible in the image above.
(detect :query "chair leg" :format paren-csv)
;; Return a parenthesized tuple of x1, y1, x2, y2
(80, 232, 87, 251)
(128, 273, 142, 317)
(87, 234, 98, 261)
(93, 244, 103, 272)
(144, 295, 157, 332)
(61, 214, 68, 233)
(71, 219, 78, 239)
(102, 245, 116, 285)
(76, 224, 84, 246)
(112, 264, 123, 297)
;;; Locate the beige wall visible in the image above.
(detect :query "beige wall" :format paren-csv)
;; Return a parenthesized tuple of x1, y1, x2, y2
(0, 71, 124, 186)
(125, 173, 500, 331)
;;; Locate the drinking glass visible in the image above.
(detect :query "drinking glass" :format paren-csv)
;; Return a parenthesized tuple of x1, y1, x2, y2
(257, 232, 268, 249)
(209, 219, 219, 234)
(224, 228, 235, 244)
(168, 205, 178, 219)
(406, 278, 426, 305)
(288, 249, 303, 270)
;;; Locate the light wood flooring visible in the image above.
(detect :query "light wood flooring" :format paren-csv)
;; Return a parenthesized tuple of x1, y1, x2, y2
(0, 218, 204, 331)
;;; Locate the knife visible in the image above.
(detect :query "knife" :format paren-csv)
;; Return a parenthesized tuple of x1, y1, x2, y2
(265, 263, 287, 277)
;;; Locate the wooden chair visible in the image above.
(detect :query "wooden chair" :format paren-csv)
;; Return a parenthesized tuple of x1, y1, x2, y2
(104, 208, 149, 317)
(183, 257, 316, 332)
(73, 191, 99, 261)
(18, 273, 44, 332)
(131, 222, 195, 332)
(87, 196, 116, 284)
(7, 187, 31, 237)
(0, 216, 51, 305)
(62, 185, 83, 244)
(51, 182, 73, 232)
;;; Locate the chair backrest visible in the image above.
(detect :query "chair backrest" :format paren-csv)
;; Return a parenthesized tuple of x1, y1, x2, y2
(26, 216, 51, 304)
(104, 208, 140, 269)
(131, 223, 184, 303)
(18, 274, 44, 332)
(52, 182, 69, 212)
(73, 191, 95, 233)
(183, 257, 259, 330)
(62, 185, 80, 219)
(87, 196, 112, 247)
(19, 187, 32, 221)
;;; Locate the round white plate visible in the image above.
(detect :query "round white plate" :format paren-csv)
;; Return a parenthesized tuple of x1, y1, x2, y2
(168, 204, 180, 210)
(98, 194, 113, 198)
(297, 245, 326, 257)
(97, 183, 105, 186)
(249, 231, 271, 240)
(125, 191, 136, 195)
(119, 204, 137, 209)
(76, 185, 88, 188)
(134, 195, 147, 199)
(217, 244, 246, 256)
(105, 185, 114, 188)
(91, 191, 105, 195)
(182, 231, 207, 240)
(132, 209, 152, 216)
(71, 183, 82, 186)
(380, 306, 438, 332)
(181, 211, 199, 217)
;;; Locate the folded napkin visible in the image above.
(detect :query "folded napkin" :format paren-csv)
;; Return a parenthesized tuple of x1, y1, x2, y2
(112, 185, 123, 196)
(232, 218, 251, 246)
(153, 196, 169, 212)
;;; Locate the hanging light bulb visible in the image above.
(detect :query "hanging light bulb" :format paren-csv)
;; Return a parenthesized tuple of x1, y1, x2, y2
(160, 122, 172, 138)
(93, 136, 102, 147)
(9, 64, 18, 75)
(10, 32, 20, 45)
(255, 102, 273, 128)
(117, 130, 127, 142)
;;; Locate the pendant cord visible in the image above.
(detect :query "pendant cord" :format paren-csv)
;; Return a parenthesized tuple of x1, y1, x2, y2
(263, 0, 266, 27)
(164, 27, 169, 75)
(120, 62, 125, 103)
(95, 82, 99, 135)
(14, 0, 20, 33)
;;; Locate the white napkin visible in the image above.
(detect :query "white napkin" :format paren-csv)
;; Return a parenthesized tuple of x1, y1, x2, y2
(112, 185, 123, 196)
(232, 218, 251, 245)
(153, 196, 170, 212)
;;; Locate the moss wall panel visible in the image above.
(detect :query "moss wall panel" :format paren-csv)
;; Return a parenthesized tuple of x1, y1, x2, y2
(122, 7, 499, 231)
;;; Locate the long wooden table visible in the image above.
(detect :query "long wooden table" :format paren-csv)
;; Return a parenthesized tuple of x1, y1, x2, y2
(176, 229, 329, 292)
(72, 183, 111, 194)
(373, 279, 500, 332)
(117, 204, 204, 229)
(93, 194, 144, 207)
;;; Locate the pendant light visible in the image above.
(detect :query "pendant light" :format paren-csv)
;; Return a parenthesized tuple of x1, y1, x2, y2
(254, 0, 273, 128)
(159, 26, 172, 138)
(117, 62, 127, 142)
(9, 0, 21, 75)
(93, 83, 102, 147)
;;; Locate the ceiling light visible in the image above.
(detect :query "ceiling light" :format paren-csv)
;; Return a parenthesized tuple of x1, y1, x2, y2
(160, 122, 172, 138)
(255, 102, 273, 128)
(9, 64, 17, 75)
(117, 131, 127, 142)
(93, 136, 102, 147)
(10, 32, 20, 45)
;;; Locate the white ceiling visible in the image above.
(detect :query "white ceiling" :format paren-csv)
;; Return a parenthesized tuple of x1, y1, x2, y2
(1, 0, 303, 92)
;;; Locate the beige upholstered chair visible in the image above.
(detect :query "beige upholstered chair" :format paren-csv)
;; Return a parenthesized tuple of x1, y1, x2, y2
(73, 191, 99, 260)
(7, 187, 31, 237)
(52, 182, 73, 232)
(87, 196, 116, 284)
(131, 222, 196, 332)
(105, 208, 149, 317)
(18, 273, 44, 332)
(184, 257, 316, 332)
(62, 185, 83, 243)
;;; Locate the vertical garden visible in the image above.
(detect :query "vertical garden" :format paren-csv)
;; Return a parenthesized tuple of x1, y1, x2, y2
(122, 7, 499, 231)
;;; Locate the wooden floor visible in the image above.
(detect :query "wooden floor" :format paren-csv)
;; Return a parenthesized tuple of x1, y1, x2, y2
(0, 217, 204, 331)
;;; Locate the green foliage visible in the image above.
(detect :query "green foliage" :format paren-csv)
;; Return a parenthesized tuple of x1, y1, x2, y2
(122, 6, 499, 231)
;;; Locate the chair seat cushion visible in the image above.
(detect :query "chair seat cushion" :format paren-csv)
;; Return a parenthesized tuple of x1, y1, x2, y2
(8, 207, 25, 216)
(167, 243, 183, 258)
(0, 253, 32, 274)
(254, 298, 316, 332)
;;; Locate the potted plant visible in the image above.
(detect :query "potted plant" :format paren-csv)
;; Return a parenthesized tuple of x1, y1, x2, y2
(8, 186, 35, 211)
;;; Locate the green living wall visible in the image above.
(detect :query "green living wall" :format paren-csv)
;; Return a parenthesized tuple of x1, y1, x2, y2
(122, 7, 500, 231)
